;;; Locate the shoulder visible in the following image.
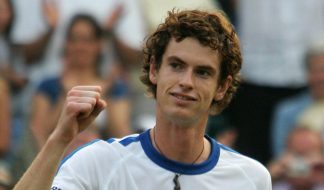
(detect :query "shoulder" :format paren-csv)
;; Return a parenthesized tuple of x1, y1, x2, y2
(37, 77, 61, 92)
(217, 144, 272, 189)
(54, 134, 142, 186)
(58, 134, 141, 170)
(107, 79, 129, 99)
(36, 76, 62, 103)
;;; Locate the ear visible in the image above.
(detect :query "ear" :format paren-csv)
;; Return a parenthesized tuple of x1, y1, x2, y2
(149, 57, 158, 85)
(214, 76, 232, 101)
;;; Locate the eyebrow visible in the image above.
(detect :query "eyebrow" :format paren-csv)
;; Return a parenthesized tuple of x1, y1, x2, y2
(167, 56, 186, 64)
(167, 55, 217, 74)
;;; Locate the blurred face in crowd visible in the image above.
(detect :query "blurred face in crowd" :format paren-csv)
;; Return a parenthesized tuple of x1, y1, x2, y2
(308, 54, 324, 100)
(0, 0, 12, 33)
(65, 19, 102, 71)
(288, 128, 322, 157)
(286, 128, 324, 189)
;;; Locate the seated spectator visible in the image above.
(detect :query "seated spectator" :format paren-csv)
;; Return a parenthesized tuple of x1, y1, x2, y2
(0, 77, 11, 190)
(272, 39, 324, 157)
(11, 14, 131, 183)
(269, 127, 324, 190)
(30, 13, 131, 149)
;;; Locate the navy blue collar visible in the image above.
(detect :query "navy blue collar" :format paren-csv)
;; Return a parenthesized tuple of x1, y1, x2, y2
(139, 129, 220, 175)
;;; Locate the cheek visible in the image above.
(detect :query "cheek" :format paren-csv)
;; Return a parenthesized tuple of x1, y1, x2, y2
(197, 80, 218, 99)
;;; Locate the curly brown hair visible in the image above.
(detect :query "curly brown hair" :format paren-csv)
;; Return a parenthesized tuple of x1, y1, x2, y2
(140, 9, 242, 115)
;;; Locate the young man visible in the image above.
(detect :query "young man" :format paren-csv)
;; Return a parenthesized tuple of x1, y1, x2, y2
(14, 10, 271, 190)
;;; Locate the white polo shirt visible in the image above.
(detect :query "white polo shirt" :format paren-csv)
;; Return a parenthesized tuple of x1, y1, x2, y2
(51, 130, 272, 190)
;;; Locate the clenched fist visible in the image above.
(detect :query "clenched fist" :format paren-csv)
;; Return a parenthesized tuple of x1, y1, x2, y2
(50, 86, 107, 144)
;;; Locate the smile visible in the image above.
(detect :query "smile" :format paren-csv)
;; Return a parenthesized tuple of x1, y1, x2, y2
(170, 93, 197, 101)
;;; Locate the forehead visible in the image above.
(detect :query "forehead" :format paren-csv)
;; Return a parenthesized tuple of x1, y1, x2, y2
(163, 37, 221, 70)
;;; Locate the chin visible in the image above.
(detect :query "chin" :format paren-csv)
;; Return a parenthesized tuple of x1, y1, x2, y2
(166, 108, 198, 124)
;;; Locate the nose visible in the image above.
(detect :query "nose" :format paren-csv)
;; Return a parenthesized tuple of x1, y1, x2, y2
(179, 69, 194, 90)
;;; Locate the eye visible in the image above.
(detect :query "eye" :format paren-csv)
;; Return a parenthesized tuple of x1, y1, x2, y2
(169, 62, 182, 70)
(196, 69, 211, 78)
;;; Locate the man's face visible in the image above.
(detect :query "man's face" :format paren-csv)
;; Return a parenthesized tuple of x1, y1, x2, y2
(149, 37, 229, 124)
(308, 54, 324, 100)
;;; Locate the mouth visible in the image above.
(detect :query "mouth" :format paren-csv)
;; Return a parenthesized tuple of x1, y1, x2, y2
(170, 92, 197, 101)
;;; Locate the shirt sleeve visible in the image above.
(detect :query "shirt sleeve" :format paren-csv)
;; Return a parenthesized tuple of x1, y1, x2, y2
(36, 77, 62, 105)
(51, 139, 124, 190)
(108, 79, 129, 99)
(52, 139, 120, 190)
(51, 140, 101, 190)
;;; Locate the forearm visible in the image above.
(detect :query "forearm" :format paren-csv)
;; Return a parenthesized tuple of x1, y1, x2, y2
(107, 100, 131, 137)
(105, 32, 142, 67)
(0, 80, 10, 155)
(32, 95, 65, 150)
(21, 29, 54, 64)
(13, 135, 70, 190)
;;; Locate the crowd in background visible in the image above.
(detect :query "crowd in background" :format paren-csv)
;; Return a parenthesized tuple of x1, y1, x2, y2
(0, 0, 324, 189)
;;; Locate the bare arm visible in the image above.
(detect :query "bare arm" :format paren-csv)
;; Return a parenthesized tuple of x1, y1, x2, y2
(106, 99, 131, 137)
(20, 30, 54, 64)
(18, 0, 58, 64)
(103, 4, 143, 67)
(13, 86, 106, 190)
(29, 93, 65, 150)
(0, 79, 10, 156)
(112, 37, 143, 67)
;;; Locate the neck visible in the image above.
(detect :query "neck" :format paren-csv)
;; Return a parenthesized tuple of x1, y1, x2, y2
(151, 110, 211, 164)
(64, 67, 98, 81)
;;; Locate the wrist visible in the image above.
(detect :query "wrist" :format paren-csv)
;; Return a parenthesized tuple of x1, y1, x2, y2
(47, 130, 73, 148)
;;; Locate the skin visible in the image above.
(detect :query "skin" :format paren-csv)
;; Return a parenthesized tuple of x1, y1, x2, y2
(13, 37, 232, 189)
(0, 0, 11, 33)
(307, 54, 324, 100)
(0, 78, 10, 156)
(149, 37, 231, 163)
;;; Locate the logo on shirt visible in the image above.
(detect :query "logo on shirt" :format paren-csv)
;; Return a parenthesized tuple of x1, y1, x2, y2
(51, 186, 62, 190)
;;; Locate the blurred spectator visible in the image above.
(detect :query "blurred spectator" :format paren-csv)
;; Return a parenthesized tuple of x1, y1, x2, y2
(0, 0, 55, 154)
(268, 127, 324, 190)
(11, 0, 146, 80)
(0, 0, 58, 91)
(272, 39, 324, 157)
(11, 14, 131, 183)
(225, 0, 324, 164)
(0, 78, 11, 190)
